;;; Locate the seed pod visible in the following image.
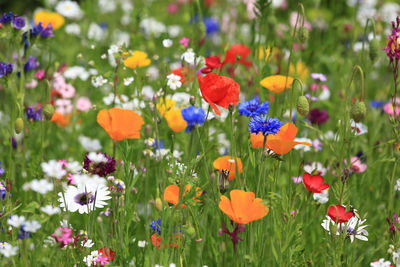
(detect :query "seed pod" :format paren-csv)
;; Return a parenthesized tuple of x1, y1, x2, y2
(351, 101, 367, 122)
(43, 104, 55, 120)
(298, 26, 309, 43)
(15, 118, 24, 134)
(369, 39, 379, 61)
(296, 96, 309, 116)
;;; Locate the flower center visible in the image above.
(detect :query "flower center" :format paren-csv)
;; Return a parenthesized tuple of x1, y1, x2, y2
(74, 192, 95, 206)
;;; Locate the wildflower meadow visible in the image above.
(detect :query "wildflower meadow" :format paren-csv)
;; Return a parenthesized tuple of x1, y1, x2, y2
(1, 0, 400, 266)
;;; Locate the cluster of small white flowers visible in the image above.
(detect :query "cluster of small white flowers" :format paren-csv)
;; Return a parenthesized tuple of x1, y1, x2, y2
(167, 74, 182, 90)
(79, 135, 102, 152)
(313, 190, 329, 204)
(88, 23, 107, 42)
(87, 152, 108, 163)
(181, 49, 196, 65)
(139, 17, 166, 37)
(7, 215, 41, 233)
(92, 75, 108, 88)
(63, 66, 90, 81)
(124, 77, 134, 86)
(40, 205, 61, 215)
(23, 179, 54, 194)
(41, 160, 67, 179)
(83, 250, 100, 267)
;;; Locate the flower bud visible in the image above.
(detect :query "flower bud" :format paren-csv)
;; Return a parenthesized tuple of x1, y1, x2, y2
(296, 96, 309, 116)
(155, 197, 162, 211)
(369, 39, 379, 61)
(43, 104, 55, 120)
(15, 118, 24, 134)
(298, 27, 309, 43)
(185, 225, 196, 238)
(351, 101, 367, 122)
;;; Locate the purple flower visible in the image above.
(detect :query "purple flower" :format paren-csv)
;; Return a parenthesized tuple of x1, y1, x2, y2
(12, 16, 25, 30)
(23, 56, 39, 72)
(26, 106, 42, 121)
(311, 73, 327, 82)
(0, 12, 13, 24)
(308, 108, 329, 125)
(220, 220, 245, 253)
(384, 16, 400, 65)
(0, 62, 13, 77)
(387, 213, 400, 237)
(83, 152, 116, 177)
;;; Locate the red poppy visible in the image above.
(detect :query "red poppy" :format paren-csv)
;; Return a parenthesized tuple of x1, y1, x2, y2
(201, 55, 222, 74)
(303, 172, 329, 193)
(198, 72, 240, 115)
(171, 67, 194, 84)
(222, 44, 252, 68)
(97, 247, 115, 262)
(151, 233, 181, 249)
(328, 205, 354, 223)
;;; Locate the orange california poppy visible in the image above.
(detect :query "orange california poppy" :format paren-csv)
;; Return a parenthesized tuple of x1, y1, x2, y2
(51, 111, 71, 127)
(164, 109, 187, 133)
(260, 75, 294, 94)
(97, 108, 144, 141)
(250, 123, 311, 154)
(219, 189, 269, 224)
(163, 184, 202, 208)
(213, 156, 242, 181)
(123, 51, 151, 69)
(34, 10, 65, 30)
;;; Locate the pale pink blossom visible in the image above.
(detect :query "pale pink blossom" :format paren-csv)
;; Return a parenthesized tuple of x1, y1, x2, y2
(55, 99, 73, 115)
(76, 97, 92, 111)
(25, 79, 38, 89)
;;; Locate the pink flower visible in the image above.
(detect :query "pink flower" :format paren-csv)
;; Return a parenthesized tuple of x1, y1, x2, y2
(35, 69, 45, 80)
(290, 12, 312, 31)
(383, 101, 400, 116)
(58, 83, 76, 98)
(25, 79, 38, 89)
(55, 99, 73, 115)
(51, 227, 74, 247)
(167, 3, 179, 14)
(76, 97, 91, 111)
(310, 83, 319, 91)
(345, 157, 367, 173)
(179, 37, 190, 48)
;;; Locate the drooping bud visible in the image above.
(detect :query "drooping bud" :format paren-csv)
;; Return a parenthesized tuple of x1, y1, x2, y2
(43, 104, 55, 120)
(15, 118, 24, 134)
(155, 197, 162, 211)
(296, 96, 309, 116)
(298, 26, 309, 43)
(369, 39, 379, 61)
(351, 101, 367, 122)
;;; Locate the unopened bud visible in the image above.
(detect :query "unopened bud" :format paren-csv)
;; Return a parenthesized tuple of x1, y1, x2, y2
(155, 198, 162, 211)
(15, 118, 24, 134)
(369, 39, 379, 61)
(185, 225, 196, 238)
(296, 96, 309, 116)
(298, 27, 309, 43)
(190, 96, 196, 105)
(351, 101, 367, 122)
(43, 104, 55, 120)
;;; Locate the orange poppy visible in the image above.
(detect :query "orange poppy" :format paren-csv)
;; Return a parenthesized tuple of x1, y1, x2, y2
(34, 10, 65, 30)
(51, 111, 71, 127)
(260, 75, 294, 94)
(250, 123, 311, 154)
(97, 108, 144, 141)
(163, 184, 202, 208)
(164, 109, 187, 133)
(219, 189, 269, 224)
(213, 156, 242, 181)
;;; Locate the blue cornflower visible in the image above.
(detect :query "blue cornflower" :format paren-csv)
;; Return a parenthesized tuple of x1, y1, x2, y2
(203, 17, 219, 35)
(238, 96, 269, 117)
(18, 226, 29, 239)
(370, 100, 383, 109)
(21, 22, 53, 49)
(181, 106, 206, 132)
(249, 115, 282, 136)
(154, 139, 164, 149)
(150, 217, 162, 235)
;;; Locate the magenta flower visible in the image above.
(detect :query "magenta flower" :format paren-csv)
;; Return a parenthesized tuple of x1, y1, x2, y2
(179, 37, 190, 48)
(308, 108, 329, 125)
(51, 227, 74, 247)
(384, 16, 400, 66)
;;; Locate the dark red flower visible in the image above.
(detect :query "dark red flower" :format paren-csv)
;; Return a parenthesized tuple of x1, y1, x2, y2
(201, 55, 222, 74)
(303, 172, 329, 193)
(222, 44, 252, 68)
(308, 108, 329, 125)
(328, 205, 354, 223)
(197, 72, 240, 115)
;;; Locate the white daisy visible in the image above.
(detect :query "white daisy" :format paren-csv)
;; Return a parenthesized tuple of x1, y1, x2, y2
(30, 179, 54, 194)
(8, 215, 26, 228)
(181, 49, 196, 65)
(162, 39, 173, 48)
(91, 75, 108, 88)
(87, 152, 107, 163)
(0, 243, 18, 257)
(23, 220, 41, 233)
(55, 1, 83, 19)
(78, 135, 102, 152)
(58, 183, 111, 214)
(124, 77, 134, 86)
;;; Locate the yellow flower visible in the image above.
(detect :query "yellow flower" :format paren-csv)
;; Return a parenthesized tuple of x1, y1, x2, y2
(289, 61, 309, 83)
(156, 98, 176, 116)
(260, 75, 294, 94)
(258, 46, 271, 61)
(164, 109, 187, 132)
(123, 51, 151, 69)
(34, 10, 65, 30)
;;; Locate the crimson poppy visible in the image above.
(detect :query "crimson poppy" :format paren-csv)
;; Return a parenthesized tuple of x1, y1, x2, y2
(222, 44, 252, 68)
(328, 205, 354, 223)
(198, 72, 240, 115)
(201, 55, 222, 74)
(303, 172, 329, 193)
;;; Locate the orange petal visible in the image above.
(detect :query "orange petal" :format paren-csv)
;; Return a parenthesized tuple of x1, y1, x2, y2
(164, 185, 180, 205)
(230, 190, 254, 224)
(248, 198, 269, 222)
(218, 195, 235, 221)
